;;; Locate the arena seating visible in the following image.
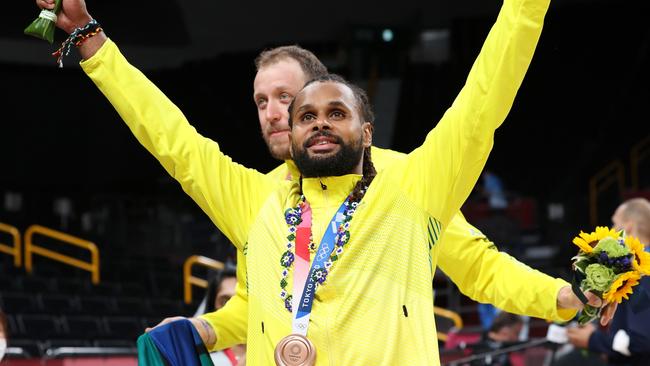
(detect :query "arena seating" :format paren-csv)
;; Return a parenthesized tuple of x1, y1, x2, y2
(1, 252, 197, 359)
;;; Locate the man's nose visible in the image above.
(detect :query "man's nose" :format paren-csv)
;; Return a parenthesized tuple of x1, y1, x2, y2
(266, 101, 282, 122)
(312, 116, 331, 131)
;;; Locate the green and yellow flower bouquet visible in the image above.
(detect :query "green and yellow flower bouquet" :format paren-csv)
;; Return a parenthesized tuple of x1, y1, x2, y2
(572, 226, 650, 324)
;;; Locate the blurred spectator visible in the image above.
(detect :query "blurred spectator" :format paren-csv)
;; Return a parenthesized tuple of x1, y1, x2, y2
(482, 170, 508, 210)
(486, 312, 524, 343)
(478, 302, 499, 331)
(473, 170, 521, 257)
(566, 198, 650, 366)
(459, 312, 525, 366)
(194, 264, 246, 366)
(0, 308, 7, 362)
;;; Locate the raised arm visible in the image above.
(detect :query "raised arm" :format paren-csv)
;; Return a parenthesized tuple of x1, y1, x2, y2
(395, 0, 550, 226)
(81, 40, 273, 248)
(437, 213, 577, 322)
(36, 0, 275, 248)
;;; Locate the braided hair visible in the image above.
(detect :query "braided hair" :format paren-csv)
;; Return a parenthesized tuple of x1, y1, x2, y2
(288, 74, 377, 202)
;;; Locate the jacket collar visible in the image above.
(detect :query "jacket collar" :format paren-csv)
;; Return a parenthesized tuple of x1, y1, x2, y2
(300, 174, 361, 209)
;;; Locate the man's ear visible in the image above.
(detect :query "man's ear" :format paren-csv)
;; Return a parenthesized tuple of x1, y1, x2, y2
(362, 122, 373, 148)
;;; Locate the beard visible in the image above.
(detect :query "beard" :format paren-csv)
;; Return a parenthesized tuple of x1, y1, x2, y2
(267, 140, 290, 160)
(262, 129, 291, 161)
(292, 131, 364, 178)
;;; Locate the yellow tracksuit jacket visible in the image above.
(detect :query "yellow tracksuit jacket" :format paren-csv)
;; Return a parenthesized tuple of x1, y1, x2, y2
(205, 155, 574, 353)
(80, 0, 570, 362)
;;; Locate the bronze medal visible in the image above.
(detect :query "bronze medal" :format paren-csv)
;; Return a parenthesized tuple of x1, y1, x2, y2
(274, 334, 316, 366)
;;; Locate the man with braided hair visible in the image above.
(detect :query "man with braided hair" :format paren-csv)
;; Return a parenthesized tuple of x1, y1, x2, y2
(193, 45, 606, 357)
(161, 46, 597, 357)
(35, 0, 615, 364)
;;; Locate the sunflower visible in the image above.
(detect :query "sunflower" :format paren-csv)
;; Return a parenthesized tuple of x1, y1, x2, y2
(625, 236, 650, 275)
(572, 226, 620, 254)
(604, 271, 641, 304)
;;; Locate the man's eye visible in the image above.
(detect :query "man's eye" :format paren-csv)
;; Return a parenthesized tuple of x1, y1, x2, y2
(331, 111, 345, 119)
(301, 113, 316, 121)
(280, 93, 291, 101)
(257, 99, 267, 108)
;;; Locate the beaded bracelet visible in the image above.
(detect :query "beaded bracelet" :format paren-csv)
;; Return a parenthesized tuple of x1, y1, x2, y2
(52, 19, 103, 68)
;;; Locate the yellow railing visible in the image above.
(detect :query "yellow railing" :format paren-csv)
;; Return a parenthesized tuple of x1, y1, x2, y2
(434, 306, 463, 342)
(24, 225, 100, 284)
(183, 255, 224, 304)
(589, 160, 625, 227)
(630, 135, 650, 191)
(0, 222, 21, 267)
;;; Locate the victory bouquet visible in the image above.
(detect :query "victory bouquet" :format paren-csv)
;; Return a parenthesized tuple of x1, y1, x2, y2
(24, 0, 62, 44)
(572, 226, 650, 324)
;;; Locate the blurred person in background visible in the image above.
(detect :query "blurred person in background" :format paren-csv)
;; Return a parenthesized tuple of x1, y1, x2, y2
(194, 265, 246, 366)
(0, 308, 7, 363)
(567, 198, 650, 366)
(450, 312, 525, 366)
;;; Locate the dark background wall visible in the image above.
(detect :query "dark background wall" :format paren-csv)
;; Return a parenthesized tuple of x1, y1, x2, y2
(1, 0, 648, 263)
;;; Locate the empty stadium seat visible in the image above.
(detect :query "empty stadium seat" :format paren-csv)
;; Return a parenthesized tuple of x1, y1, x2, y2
(148, 298, 185, 318)
(115, 297, 151, 316)
(42, 338, 93, 349)
(93, 339, 137, 348)
(5, 314, 21, 337)
(120, 282, 147, 297)
(18, 314, 63, 340)
(103, 316, 145, 340)
(55, 277, 92, 295)
(78, 296, 117, 316)
(21, 275, 56, 293)
(39, 293, 80, 314)
(61, 315, 106, 339)
(1, 292, 42, 314)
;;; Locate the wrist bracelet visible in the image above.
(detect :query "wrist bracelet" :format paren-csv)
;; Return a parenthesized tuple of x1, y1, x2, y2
(52, 19, 103, 68)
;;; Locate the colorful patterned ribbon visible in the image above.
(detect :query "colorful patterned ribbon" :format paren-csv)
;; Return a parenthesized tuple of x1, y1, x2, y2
(291, 199, 349, 335)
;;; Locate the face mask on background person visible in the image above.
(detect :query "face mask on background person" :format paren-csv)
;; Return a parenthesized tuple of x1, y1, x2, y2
(0, 337, 7, 362)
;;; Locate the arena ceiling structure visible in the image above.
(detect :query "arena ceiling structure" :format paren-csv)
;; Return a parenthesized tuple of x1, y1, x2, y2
(0, 0, 648, 229)
(2, 0, 593, 69)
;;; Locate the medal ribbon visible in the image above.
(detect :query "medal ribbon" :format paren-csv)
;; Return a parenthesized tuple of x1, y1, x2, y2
(291, 198, 349, 335)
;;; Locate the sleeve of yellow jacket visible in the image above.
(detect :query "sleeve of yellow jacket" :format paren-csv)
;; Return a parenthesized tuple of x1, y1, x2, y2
(201, 163, 290, 351)
(437, 213, 577, 322)
(80, 40, 275, 250)
(395, 0, 550, 227)
(200, 250, 249, 351)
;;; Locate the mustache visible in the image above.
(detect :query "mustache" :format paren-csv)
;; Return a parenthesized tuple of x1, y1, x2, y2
(266, 127, 289, 135)
(303, 131, 342, 148)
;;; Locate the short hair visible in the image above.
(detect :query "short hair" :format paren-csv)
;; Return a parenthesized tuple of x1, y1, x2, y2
(620, 198, 650, 240)
(255, 45, 328, 81)
(287, 74, 375, 127)
(489, 312, 522, 333)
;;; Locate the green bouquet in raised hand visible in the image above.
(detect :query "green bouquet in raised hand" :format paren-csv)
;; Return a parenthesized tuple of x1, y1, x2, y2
(571, 226, 650, 324)
(24, 0, 62, 44)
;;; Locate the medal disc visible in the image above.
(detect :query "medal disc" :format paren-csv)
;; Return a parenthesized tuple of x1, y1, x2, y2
(274, 334, 316, 366)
